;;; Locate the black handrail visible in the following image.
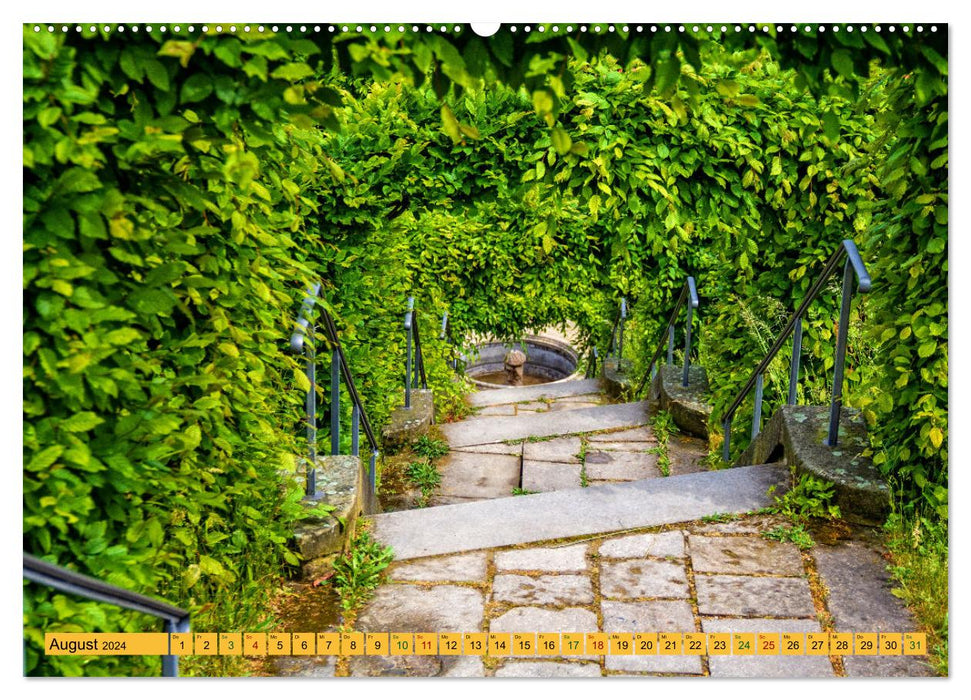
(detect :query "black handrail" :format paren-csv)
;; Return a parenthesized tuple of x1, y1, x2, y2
(585, 346, 600, 379)
(606, 297, 628, 364)
(633, 276, 700, 396)
(721, 239, 872, 461)
(23, 553, 190, 677)
(291, 285, 380, 511)
(402, 297, 429, 409)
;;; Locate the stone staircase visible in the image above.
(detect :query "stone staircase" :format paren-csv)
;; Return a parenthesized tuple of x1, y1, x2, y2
(373, 377, 783, 559)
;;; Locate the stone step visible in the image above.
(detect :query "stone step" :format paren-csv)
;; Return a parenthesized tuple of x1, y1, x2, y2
(373, 464, 788, 560)
(466, 378, 603, 408)
(440, 400, 651, 447)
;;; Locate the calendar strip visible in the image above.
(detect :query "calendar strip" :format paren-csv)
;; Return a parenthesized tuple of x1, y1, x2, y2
(44, 631, 928, 657)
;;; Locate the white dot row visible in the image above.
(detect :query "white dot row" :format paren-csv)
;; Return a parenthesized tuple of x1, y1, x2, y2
(31, 24, 939, 35)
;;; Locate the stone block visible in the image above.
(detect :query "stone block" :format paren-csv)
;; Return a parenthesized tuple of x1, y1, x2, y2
(688, 535, 805, 576)
(694, 574, 815, 617)
(600, 559, 689, 599)
(292, 455, 364, 567)
(492, 574, 594, 606)
(355, 584, 484, 633)
(523, 436, 582, 463)
(651, 364, 712, 439)
(495, 544, 589, 572)
(495, 661, 601, 678)
(382, 389, 435, 450)
(521, 460, 582, 492)
(584, 450, 659, 481)
(736, 405, 890, 525)
(598, 530, 685, 559)
(389, 552, 489, 583)
(603, 357, 634, 398)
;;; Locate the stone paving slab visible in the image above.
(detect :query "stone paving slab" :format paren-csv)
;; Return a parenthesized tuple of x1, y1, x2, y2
(474, 404, 517, 417)
(549, 401, 602, 412)
(373, 464, 788, 559)
(813, 540, 934, 677)
(466, 379, 603, 408)
(440, 401, 651, 447)
(494, 543, 589, 572)
(523, 436, 582, 463)
(598, 531, 685, 559)
(272, 656, 336, 677)
(492, 574, 594, 606)
(584, 450, 660, 481)
(587, 426, 655, 443)
(514, 400, 552, 413)
(692, 513, 789, 535)
(441, 657, 487, 677)
(389, 552, 488, 583)
(494, 661, 601, 677)
(701, 618, 833, 677)
(435, 451, 520, 501)
(688, 535, 805, 576)
(694, 574, 816, 618)
(521, 460, 582, 492)
(553, 393, 607, 404)
(355, 584, 484, 633)
(601, 600, 703, 674)
(589, 441, 654, 452)
(600, 559, 689, 599)
(452, 442, 524, 456)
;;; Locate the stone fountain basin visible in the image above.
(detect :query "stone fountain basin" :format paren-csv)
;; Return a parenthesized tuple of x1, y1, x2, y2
(464, 335, 582, 389)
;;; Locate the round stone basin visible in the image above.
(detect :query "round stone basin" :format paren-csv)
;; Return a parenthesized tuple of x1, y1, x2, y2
(464, 335, 582, 389)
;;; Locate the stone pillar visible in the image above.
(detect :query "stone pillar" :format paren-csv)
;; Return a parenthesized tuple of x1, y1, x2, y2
(504, 349, 526, 385)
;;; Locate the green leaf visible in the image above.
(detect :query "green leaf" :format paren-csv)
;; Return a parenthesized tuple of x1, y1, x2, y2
(830, 50, 854, 79)
(654, 56, 681, 94)
(551, 127, 572, 155)
(181, 74, 213, 103)
(144, 60, 170, 91)
(716, 80, 740, 98)
(158, 41, 196, 68)
(60, 412, 104, 433)
(918, 341, 937, 359)
(270, 62, 314, 82)
(532, 89, 554, 116)
(440, 104, 461, 144)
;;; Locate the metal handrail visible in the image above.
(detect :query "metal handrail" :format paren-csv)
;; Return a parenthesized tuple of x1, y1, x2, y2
(23, 553, 190, 677)
(633, 276, 700, 396)
(606, 297, 628, 364)
(585, 346, 600, 378)
(721, 239, 872, 461)
(402, 296, 429, 409)
(291, 284, 380, 511)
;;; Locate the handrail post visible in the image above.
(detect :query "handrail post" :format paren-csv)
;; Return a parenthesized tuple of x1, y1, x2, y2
(404, 297, 414, 410)
(682, 305, 693, 387)
(351, 404, 360, 457)
(306, 331, 317, 496)
(440, 312, 448, 340)
(330, 348, 340, 455)
(722, 418, 732, 462)
(368, 450, 378, 513)
(162, 615, 190, 677)
(291, 284, 322, 498)
(788, 316, 803, 405)
(751, 373, 764, 439)
(618, 297, 627, 363)
(826, 258, 855, 447)
(667, 325, 675, 365)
